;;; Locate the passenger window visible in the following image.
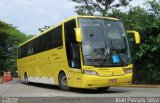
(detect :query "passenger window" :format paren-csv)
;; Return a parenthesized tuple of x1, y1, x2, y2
(27, 42, 34, 55)
(18, 47, 21, 59)
(51, 26, 63, 48)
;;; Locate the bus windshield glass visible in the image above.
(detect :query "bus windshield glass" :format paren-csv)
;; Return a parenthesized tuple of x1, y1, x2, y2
(78, 18, 131, 67)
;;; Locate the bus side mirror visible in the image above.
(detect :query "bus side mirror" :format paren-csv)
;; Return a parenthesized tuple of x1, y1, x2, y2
(75, 28, 82, 43)
(126, 30, 140, 44)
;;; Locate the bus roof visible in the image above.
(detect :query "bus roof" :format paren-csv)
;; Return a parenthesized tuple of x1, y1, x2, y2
(18, 15, 119, 47)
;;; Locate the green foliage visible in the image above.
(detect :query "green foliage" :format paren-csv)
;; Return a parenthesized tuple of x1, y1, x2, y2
(148, 0, 160, 16)
(72, 0, 132, 16)
(75, 5, 95, 15)
(0, 21, 28, 75)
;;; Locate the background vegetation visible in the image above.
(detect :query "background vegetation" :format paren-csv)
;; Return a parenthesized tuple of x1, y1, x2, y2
(0, 0, 159, 84)
(0, 21, 28, 75)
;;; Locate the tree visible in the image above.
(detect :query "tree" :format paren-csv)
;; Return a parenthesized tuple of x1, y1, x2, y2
(0, 21, 28, 75)
(72, 0, 132, 16)
(148, 0, 160, 16)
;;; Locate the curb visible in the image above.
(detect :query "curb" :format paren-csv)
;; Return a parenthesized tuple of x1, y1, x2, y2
(116, 85, 160, 88)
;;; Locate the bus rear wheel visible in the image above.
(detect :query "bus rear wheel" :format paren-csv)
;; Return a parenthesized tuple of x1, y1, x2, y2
(97, 87, 110, 92)
(59, 73, 70, 91)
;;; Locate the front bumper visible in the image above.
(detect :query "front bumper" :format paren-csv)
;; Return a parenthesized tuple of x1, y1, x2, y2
(81, 73, 132, 88)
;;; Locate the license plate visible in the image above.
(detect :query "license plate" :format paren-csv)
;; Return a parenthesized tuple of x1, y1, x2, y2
(109, 79, 117, 83)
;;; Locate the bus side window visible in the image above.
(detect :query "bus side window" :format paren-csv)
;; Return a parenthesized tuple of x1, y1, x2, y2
(21, 44, 27, 58)
(64, 19, 81, 69)
(18, 47, 21, 59)
(27, 42, 34, 55)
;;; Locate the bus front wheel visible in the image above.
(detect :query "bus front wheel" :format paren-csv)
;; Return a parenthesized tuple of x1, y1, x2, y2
(59, 73, 70, 91)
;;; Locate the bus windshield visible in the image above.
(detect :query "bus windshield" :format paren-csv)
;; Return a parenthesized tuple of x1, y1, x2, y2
(78, 18, 131, 67)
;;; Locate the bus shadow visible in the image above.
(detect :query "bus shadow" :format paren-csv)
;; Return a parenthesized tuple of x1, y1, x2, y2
(69, 88, 130, 94)
(23, 82, 60, 90)
(21, 82, 130, 94)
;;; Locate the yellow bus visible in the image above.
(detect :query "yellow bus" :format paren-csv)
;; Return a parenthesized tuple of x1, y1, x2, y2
(17, 16, 140, 91)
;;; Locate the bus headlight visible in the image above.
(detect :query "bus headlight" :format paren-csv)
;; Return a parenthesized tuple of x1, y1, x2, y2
(82, 70, 99, 76)
(123, 68, 132, 74)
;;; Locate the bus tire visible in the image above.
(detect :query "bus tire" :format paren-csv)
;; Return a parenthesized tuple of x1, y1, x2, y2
(24, 73, 29, 85)
(59, 72, 70, 91)
(97, 87, 110, 92)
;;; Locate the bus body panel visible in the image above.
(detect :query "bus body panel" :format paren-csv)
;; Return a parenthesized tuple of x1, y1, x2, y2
(17, 46, 69, 85)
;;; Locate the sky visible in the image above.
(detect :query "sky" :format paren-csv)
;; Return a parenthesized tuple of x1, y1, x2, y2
(0, 0, 146, 35)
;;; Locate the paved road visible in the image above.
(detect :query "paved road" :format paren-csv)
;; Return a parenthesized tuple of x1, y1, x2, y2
(0, 78, 160, 103)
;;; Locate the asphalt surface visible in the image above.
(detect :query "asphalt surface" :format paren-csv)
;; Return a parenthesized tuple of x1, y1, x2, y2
(0, 78, 160, 103)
